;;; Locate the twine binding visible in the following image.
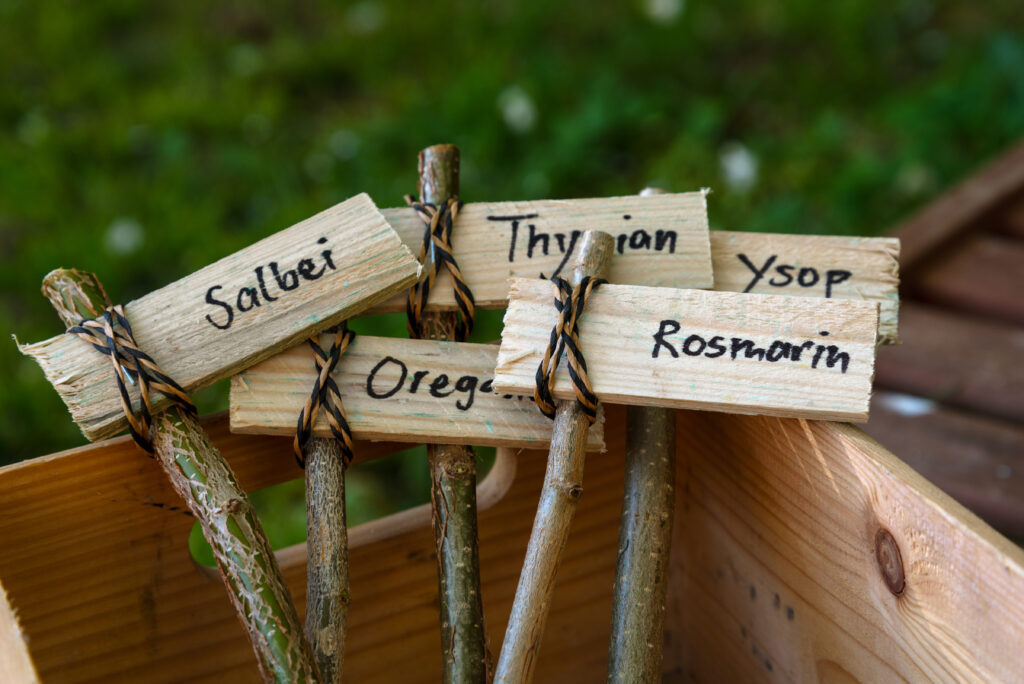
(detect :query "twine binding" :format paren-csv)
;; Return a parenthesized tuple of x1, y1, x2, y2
(68, 306, 196, 453)
(404, 195, 475, 341)
(534, 276, 606, 424)
(293, 323, 356, 468)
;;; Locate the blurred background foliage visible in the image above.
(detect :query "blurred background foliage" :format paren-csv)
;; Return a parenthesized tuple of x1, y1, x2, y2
(2, 0, 1023, 547)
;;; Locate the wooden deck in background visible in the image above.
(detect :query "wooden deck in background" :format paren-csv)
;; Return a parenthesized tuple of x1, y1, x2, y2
(864, 138, 1024, 540)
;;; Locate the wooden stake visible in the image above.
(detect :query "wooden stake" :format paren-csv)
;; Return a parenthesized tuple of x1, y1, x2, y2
(40, 269, 319, 684)
(414, 144, 490, 682)
(495, 230, 615, 683)
(303, 429, 349, 682)
(607, 188, 676, 682)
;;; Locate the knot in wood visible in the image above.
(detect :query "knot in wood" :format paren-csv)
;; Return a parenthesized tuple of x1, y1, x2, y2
(565, 483, 584, 500)
(874, 527, 905, 596)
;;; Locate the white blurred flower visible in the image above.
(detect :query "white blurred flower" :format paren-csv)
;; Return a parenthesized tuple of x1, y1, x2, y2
(896, 162, 936, 197)
(346, 2, 385, 35)
(498, 85, 537, 134)
(719, 141, 758, 193)
(644, 0, 684, 24)
(329, 129, 361, 160)
(105, 218, 145, 256)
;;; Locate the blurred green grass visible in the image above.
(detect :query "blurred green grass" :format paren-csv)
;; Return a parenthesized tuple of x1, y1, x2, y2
(2, 1, 1023, 539)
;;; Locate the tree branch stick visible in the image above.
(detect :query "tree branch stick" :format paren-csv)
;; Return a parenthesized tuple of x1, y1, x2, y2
(495, 231, 615, 683)
(607, 187, 677, 682)
(42, 268, 319, 684)
(304, 435, 349, 683)
(414, 144, 490, 682)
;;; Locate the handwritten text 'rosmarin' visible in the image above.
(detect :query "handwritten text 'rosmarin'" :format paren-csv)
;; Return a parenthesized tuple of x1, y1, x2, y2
(652, 320, 852, 373)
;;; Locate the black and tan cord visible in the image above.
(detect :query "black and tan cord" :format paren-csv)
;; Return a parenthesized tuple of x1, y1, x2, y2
(68, 306, 196, 453)
(404, 195, 475, 342)
(293, 323, 356, 468)
(534, 275, 605, 424)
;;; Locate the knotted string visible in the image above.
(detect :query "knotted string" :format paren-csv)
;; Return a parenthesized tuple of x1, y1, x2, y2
(404, 195, 475, 341)
(293, 323, 356, 468)
(68, 306, 196, 453)
(534, 276, 605, 425)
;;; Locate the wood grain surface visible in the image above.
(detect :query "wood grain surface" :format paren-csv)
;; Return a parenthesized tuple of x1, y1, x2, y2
(368, 192, 713, 313)
(3, 408, 1023, 682)
(710, 231, 900, 343)
(20, 194, 420, 442)
(495, 279, 880, 422)
(230, 335, 605, 451)
(865, 390, 1024, 540)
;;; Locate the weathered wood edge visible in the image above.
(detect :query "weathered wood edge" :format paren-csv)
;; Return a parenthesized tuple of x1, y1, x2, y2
(19, 193, 421, 443)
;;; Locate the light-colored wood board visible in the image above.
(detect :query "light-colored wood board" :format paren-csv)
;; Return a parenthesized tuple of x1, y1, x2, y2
(3, 408, 1024, 682)
(366, 192, 713, 313)
(710, 231, 900, 344)
(230, 334, 605, 451)
(19, 194, 420, 442)
(0, 579, 38, 684)
(494, 279, 879, 422)
(664, 410, 1024, 683)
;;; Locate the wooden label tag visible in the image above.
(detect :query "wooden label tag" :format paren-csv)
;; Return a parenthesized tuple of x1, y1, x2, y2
(21, 193, 421, 442)
(368, 191, 714, 313)
(711, 232, 900, 343)
(494, 279, 879, 422)
(230, 336, 605, 451)
(373, 193, 900, 343)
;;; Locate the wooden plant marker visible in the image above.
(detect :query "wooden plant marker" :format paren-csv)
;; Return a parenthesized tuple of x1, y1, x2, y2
(18, 195, 418, 682)
(368, 190, 715, 313)
(372, 198, 900, 343)
(710, 231, 900, 343)
(231, 335, 605, 451)
(20, 193, 421, 442)
(494, 281, 880, 422)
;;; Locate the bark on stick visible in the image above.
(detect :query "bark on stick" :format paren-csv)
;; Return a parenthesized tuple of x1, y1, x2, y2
(41, 268, 319, 684)
(607, 187, 677, 682)
(414, 144, 490, 683)
(304, 435, 349, 683)
(495, 231, 615, 684)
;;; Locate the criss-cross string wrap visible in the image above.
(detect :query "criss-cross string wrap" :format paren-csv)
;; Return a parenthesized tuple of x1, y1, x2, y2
(404, 195, 475, 342)
(534, 275, 606, 425)
(68, 306, 196, 454)
(293, 324, 357, 468)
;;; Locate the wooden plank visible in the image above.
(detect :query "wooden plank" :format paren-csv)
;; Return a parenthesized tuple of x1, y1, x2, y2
(910, 234, 1024, 325)
(494, 279, 879, 422)
(367, 192, 713, 313)
(0, 414, 411, 684)
(893, 136, 1024, 271)
(996, 191, 1024, 238)
(4, 407, 1024, 682)
(873, 302, 1024, 423)
(864, 391, 1024, 540)
(230, 334, 605, 451)
(710, 232, 900, 343)
(663, 410, 1024, 683)
(19, 194, 420, 442)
